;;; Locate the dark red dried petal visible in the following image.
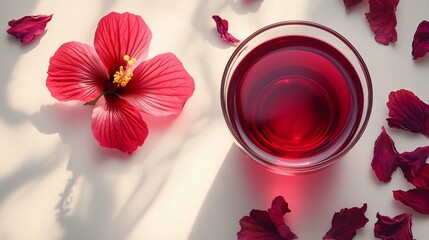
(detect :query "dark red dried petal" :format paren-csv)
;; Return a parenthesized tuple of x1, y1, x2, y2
(212, 15, 240, 45)
(268, 196, 297, 239)
(268, 195, 291, 225)
(393, 188, 429, 214)
(7, 14, 52, 43)
(398, 146, 429, 182)
(374, 212, 413, 240)
(387, 89, 429, 137)
(412, 20, 429, 59)
(365, 0, 399, 45)
(237, 196, 297, 240)
(323, 203, 369, 240)
(371, 127, 400, 182)
(343, 0, 364, 12)
(238, 210, 279, 240)
(413, 164, 429, 190)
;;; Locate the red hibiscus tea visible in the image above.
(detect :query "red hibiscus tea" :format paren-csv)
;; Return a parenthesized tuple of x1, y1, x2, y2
(229, 35, 362, 157)
(221, 22, 372, 174)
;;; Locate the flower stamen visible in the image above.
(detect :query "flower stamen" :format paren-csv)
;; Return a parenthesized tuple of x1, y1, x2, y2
(112, 55, 137, 87)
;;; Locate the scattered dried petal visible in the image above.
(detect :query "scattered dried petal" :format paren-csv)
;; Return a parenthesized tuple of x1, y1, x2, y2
(374, 212, 413, 240)
(393, 188, 429, 214)
(365, 0, 399, 45)
(7, 14, 52, 43)
(343, 0, 364, 12)
(387, 89, 429, 137)
(323, 203, 369, 240)
(397, 145, 429, 182)
(371, 127, 400, 182)
(237, 196, 297, 240)
(238, 210, 281, 240)
(412, 20, 429, 60)
(412, 163, 429, 190)
(212, 15, 240, 45)
(268, 196, 297, 239)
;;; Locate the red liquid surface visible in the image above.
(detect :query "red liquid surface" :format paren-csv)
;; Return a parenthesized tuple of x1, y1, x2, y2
(227, 35, 363, 161)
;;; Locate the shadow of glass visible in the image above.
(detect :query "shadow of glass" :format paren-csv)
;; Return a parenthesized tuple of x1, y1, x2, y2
(188, 144, 343, 240)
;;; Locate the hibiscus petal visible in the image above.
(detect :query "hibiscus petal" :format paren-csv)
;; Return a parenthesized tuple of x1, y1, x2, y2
(46, 42, 108, 102)
(412, 20, 429, 60)
(386, 89, 429, 137)
(393, 188, 429, 214)
(237, 210, 280, 240)
(397, 146, 429, 182)
(323, 203, 369, 240)
(249, 210, 277, 230)
(413, 164, 429, 190)
(123, 53, 195, 116)
(237, 196, 297, 240)
(267, 196, 297, 239)
(343, 0, 364, 12)
(94, 12, 152, 75)
(92, 94, 148, 154)
(371, 127, 400, 182)
(374, 212, 413, 240)
(268, 196, 291, 225)
(7, 14, 52, 43)
(365, 0, 399, 45)
(212, 15, 240, 45)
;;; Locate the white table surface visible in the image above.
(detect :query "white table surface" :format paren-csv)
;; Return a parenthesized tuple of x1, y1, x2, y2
(1, 0, 429, 239)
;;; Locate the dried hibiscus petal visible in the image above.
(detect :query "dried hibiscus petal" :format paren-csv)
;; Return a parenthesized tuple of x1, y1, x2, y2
(7, 14, 52, 43)
(397, 146, 429, 182)
(374, 212, 413, 240)
(237, 196, 297, 240)
(412, 20, 429, 59)
(371, 127, 400, 182)
(343, 0, 364, 12)
(387, 89, 429, 137)
(412, 163, 429, 190)
(365, 0, 399, 45)
(212, 15, 240, 45)
(323, 203, 369, 240)
(393, 188, 429, 214)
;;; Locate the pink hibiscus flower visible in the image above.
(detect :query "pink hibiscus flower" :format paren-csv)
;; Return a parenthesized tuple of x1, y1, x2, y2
(46, 12, 195, 154)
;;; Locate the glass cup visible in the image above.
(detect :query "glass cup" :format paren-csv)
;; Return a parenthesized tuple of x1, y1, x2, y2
(221, 21, 372, 175)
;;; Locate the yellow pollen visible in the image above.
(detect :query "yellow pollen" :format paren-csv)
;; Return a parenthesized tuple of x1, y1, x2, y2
(113, 55, 137, 87)
(128, 58, 137, 66)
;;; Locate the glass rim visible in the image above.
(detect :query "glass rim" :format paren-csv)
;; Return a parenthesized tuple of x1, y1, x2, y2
(220, 20, 373, 175)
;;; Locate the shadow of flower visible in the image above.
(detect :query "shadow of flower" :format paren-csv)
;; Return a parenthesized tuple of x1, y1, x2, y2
(188, 145, 343, 239)
(30, 100, 205, 240)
